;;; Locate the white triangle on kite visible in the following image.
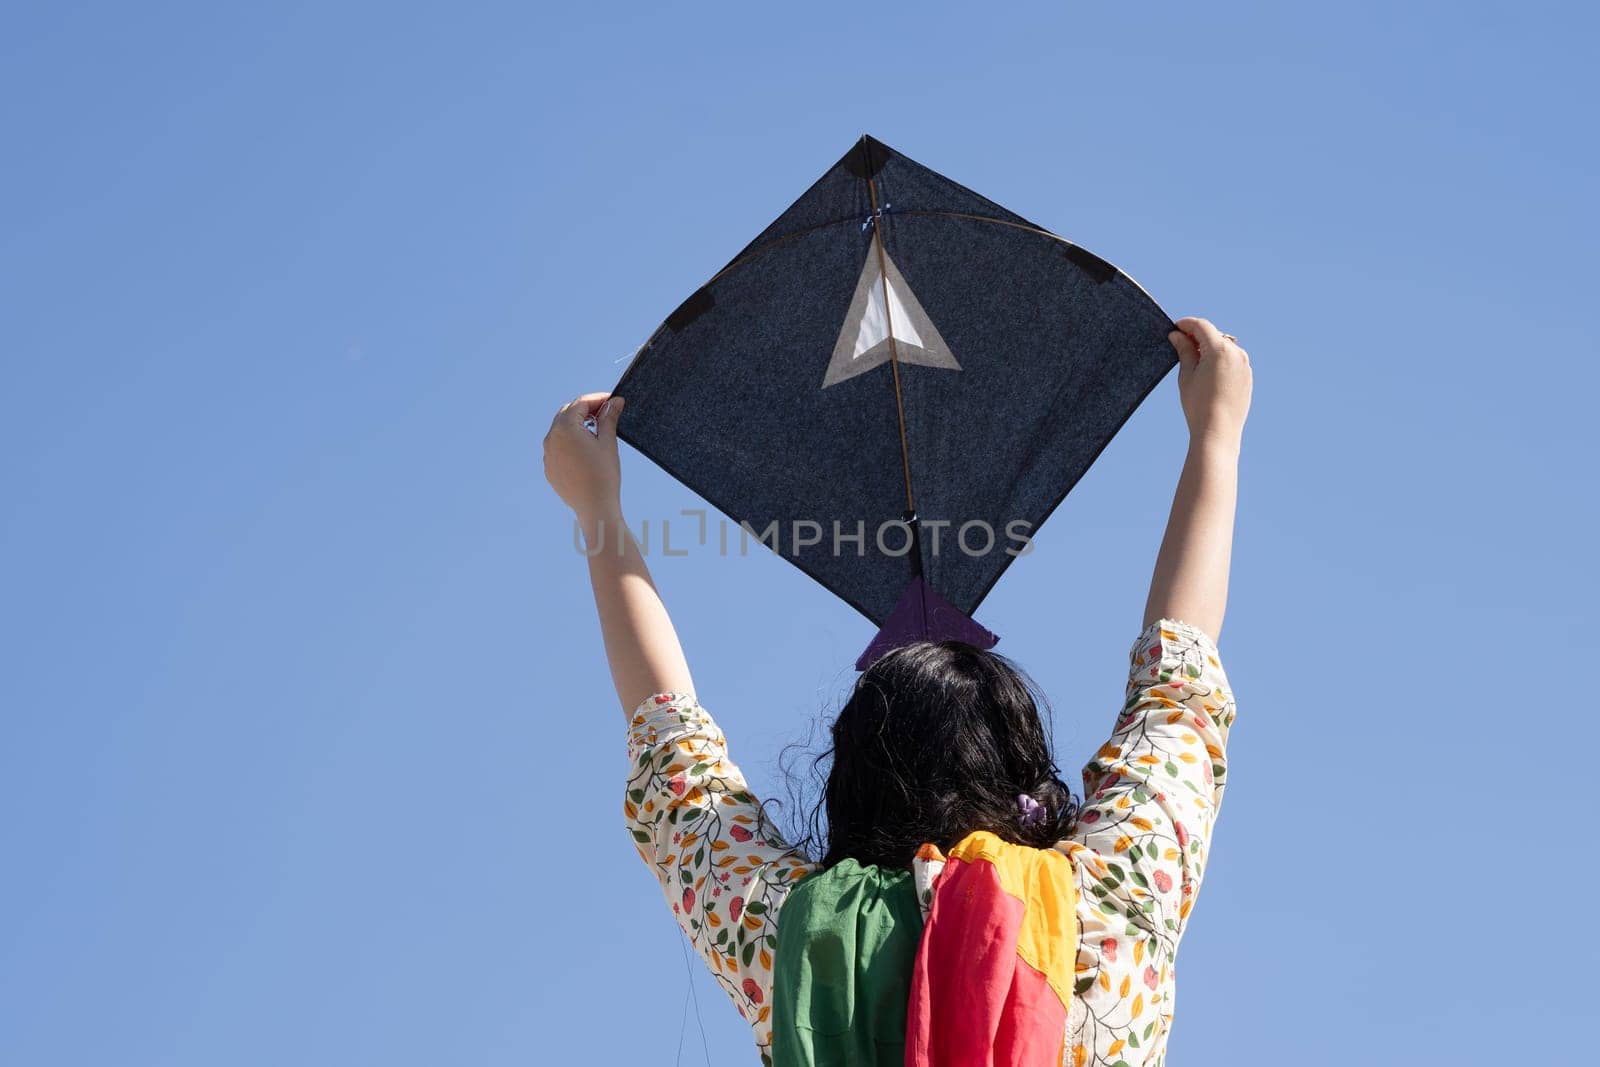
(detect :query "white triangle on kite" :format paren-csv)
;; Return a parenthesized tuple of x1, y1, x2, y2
(853, 265, 927, 357)
(823, 234, 960, 388)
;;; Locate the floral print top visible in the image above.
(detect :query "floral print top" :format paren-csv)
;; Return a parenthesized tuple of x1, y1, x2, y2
(624, 618, 1237, 1066)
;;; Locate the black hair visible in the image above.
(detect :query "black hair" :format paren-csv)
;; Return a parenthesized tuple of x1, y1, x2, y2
(790, 640, 1079, 870)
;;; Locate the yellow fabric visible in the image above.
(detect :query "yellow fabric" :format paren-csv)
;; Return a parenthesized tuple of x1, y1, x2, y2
(944, 830, 1080, 1011)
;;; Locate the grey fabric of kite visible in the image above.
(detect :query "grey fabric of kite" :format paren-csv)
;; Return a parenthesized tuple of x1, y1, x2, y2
(612, 135, 1176, 627)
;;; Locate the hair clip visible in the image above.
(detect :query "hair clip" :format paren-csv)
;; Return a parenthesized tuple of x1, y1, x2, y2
(1016, 793, 1047, 828)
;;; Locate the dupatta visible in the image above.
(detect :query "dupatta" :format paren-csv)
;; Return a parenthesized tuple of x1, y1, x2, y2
(771, 831, 1079, 1067)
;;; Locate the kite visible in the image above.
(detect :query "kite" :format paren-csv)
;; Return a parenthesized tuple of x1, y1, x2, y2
(611, 135, 1177, 668)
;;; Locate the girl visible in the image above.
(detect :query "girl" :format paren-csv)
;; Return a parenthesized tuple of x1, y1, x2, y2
(545, 317, 1251, 1066)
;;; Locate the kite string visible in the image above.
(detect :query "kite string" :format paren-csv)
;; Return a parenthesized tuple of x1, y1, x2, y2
(866, 172, 917, 518)
(675, 929, 713, 1067)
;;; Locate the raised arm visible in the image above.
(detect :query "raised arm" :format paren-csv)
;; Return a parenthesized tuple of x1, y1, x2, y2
(546, 394, 812, 1062)
(1142, 317, 1253, 640)
(543, 392, 694, 716)
(1060, 318, 1249, 1060)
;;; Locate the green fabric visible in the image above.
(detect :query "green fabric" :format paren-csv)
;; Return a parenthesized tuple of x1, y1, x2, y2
(770, 859, 924, 1067)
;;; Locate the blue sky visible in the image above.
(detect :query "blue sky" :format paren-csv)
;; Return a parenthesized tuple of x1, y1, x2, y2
(2, 2, 1596, 1064)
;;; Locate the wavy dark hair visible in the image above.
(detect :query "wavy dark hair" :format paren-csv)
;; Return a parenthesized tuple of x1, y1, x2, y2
(788, 640, 1079, 870)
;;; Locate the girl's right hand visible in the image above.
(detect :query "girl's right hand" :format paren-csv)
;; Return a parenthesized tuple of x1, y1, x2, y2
(1168, 317, 1253, 446)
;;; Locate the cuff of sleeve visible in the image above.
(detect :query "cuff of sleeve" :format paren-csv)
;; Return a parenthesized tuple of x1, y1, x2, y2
(1130, 617, 1221, 666)
(625, 691, 714, 763)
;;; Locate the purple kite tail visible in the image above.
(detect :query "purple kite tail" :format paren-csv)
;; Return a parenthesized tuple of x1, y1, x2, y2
(855, 575, 999, 671)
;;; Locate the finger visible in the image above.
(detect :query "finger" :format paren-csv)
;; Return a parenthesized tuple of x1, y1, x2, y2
(1173, 317, 1230, 360)
(558, 392, 613, 426)
(596, 395, 625, 442)
(1167, 327, 1200, 370)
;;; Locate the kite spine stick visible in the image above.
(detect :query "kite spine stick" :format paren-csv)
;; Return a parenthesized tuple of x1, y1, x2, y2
(905, 512, 929, 638)
(866, 172, 917, 518)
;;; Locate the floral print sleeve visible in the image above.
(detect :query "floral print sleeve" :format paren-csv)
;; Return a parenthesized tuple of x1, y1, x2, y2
(625, 693, 814, 1065)
(1058, 619, 1237, 1067)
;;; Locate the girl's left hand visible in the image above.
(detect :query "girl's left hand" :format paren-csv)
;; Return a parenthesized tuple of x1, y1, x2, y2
(543, 393, 624, 519)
